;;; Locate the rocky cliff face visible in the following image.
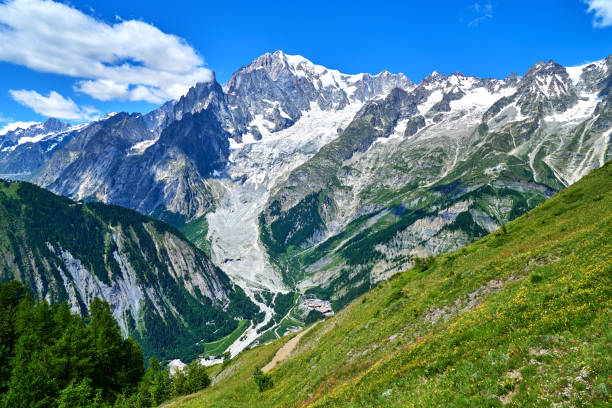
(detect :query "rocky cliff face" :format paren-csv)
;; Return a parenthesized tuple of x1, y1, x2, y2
(33, 109, 231, 223)
(0, 180, 257, 362)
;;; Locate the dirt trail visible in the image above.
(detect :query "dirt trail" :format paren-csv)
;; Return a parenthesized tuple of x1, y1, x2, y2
(262, 323, 317, 373)
(159, 393, 195, 408)
(160, 323, 318, 407)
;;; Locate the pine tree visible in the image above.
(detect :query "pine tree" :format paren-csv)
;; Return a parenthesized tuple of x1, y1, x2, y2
(0, 281, 29, 393)
(150, 368, 172, 406)
(185, 360, 210, 393)
(118, 337, 145, 393)
(2, 334, 59, 408)
(49, 303, 94, 389)
(87, 298, 125, 398)
(0, 284, 145, 407)
(56, 379, 105, 408)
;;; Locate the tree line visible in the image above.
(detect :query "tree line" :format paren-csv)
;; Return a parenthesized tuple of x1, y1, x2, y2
(0, 281, 211, 407)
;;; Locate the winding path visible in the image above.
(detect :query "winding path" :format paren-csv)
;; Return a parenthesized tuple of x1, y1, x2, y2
(262, 323, 317, 373)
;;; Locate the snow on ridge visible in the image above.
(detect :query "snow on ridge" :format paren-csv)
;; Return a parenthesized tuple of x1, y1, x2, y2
(283, 51, 366, 83)
(284, 53, 311, 68)
(17, 131, 58, 146)
(268, 51, 412, 98)
(284, 53, 370, 96)
(422, 72, 489, 93)
(1, 122, 87, 152)
(0, 121, 41, 136)
(418, 90, 443, 114)
(545, 93, 601, 125)
(566, 59, 607, 85)
(566, 64, 587, 85)
(451, 85, 517, 111)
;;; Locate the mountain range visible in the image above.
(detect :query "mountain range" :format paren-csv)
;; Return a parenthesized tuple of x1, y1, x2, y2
(0, 50, 610, 356)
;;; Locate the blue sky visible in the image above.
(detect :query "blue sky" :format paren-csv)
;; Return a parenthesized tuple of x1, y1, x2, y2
(0, 0, 611, 131)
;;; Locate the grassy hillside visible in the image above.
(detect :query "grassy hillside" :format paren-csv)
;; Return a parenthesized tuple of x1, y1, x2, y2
(170, 161, 612, 407)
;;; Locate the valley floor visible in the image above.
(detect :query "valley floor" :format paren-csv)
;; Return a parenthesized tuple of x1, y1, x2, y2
(204, 104, 363, 355)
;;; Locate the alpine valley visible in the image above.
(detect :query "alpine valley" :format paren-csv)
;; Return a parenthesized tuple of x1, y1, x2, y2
(1, 50, 611, 364)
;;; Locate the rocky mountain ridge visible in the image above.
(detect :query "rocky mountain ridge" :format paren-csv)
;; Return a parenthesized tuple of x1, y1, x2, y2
(258, 55, 612, 308)
(0, 51, 410, 225)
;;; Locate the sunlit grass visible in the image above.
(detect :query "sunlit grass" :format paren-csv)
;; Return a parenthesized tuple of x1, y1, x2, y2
(169, 162, 612, 407)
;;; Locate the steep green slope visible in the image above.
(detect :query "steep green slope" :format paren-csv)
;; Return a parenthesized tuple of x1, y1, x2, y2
(171, 161, 611, 407)
(0, 180, 259, 362)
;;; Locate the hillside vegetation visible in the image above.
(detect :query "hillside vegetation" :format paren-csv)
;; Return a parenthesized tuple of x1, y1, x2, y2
(170, 161, 612, 407)
(0, 180, 258, 362)
(0, 281, 217, 408)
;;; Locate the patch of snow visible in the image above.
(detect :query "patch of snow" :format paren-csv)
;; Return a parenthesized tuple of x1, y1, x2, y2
(284, 53, 310, 67)
(229, 137, 242, 150)
(566, 59, 606, 85)
(280, 52, 409, 101)
(347, 73, 365, 83)
(545, 93, 600, 126)
(128, 138, 158, 155)
(278, 105, 292, 120)
(451, 86, 516, 111)
(372, 119, 409, 147)
(1, 123, 86, 152)
(249, 114, 275, 137)
(418, 90, 443, 114)
(16, 131, 56, 145)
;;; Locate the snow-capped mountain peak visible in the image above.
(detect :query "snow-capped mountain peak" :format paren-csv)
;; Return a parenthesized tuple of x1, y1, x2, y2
(220, 51, 414, 140)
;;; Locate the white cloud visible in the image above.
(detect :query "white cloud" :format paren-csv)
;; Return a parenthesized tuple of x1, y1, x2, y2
(584, 0, 612, 28)
(0, 0, 213, 103)
(9, 90, 100, 121)
(469, 1, 493, 26)
(0, 121, 40, 136)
